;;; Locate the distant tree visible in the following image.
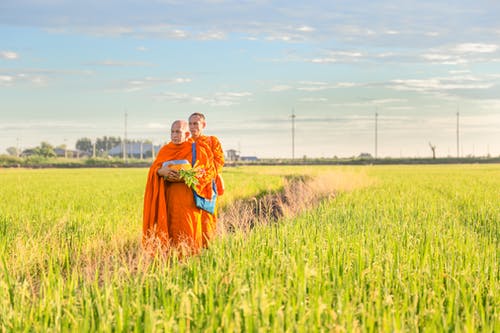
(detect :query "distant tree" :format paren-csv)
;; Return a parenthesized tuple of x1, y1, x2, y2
(6, 147, 18, 156)
(33, 141, 56, 158)
(76, 138, 93, 154)
(96, 136, 122, 156)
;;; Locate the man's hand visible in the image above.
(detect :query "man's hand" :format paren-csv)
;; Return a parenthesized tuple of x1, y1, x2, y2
(158, 167, 181, 182)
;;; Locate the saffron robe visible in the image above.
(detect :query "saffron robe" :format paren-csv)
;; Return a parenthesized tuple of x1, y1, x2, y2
(190, 135, 225, 247)
(142, 140, 215, 253)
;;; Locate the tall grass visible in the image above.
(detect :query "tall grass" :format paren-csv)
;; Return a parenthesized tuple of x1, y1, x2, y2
(0, 165, 498, 331)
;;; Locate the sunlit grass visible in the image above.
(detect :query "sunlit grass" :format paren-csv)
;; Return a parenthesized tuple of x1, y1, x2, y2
(0, 165, 498, 331)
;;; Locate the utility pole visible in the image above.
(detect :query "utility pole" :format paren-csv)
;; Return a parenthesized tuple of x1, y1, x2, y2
(124, 111, 128, 162)
(16, 137, 20, 157)
(291, 109, 296, 160)
(375, 112, 378, 159)
(456, 110, 460, 158)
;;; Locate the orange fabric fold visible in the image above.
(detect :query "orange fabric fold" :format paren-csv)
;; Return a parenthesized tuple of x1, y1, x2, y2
(190, 135, 225, 247)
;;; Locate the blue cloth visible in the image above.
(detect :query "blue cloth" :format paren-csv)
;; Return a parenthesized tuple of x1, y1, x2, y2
(191, 143, 217, 214)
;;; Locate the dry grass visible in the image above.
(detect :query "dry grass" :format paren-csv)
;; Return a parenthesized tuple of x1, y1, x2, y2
(218, 169, 374, 235)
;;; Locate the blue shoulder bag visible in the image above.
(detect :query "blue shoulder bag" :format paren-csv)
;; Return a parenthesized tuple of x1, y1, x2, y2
(191, 143, 217, 214)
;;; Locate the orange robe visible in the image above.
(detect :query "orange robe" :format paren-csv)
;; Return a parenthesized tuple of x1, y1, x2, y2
(142, 140, 215, 255)
(191, 135, 225, 247)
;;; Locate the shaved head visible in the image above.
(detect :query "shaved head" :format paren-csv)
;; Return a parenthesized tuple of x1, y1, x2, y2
(170, 120, 190, 144)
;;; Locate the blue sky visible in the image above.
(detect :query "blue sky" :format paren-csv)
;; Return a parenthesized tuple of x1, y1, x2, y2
(1, 0, 499, 158)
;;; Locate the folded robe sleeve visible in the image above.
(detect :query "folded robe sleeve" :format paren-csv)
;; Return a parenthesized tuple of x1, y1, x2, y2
(192, 140, 217, 200)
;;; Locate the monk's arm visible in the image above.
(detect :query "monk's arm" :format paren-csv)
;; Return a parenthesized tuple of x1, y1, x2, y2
(211, 137, 225, 173)
(157, 167, 181, 182)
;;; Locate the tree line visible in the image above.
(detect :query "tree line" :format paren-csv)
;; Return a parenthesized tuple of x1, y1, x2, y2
(5, 136, 153, 158)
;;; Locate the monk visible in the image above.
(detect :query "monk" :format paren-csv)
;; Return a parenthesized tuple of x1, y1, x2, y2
(188, 112, 225, 247)
(142, 120, 216, 256)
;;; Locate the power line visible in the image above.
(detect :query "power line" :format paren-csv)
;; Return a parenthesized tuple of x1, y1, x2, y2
(456, 109, 460, 158)
(375, 111, 378, 159)
(291, 109, 296, 160)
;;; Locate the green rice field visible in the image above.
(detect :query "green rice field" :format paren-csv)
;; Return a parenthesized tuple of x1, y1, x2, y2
(0, 164, 499, 332)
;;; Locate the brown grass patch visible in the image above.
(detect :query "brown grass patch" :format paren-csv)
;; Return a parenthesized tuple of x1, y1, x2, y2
(218, 170, 374, 234)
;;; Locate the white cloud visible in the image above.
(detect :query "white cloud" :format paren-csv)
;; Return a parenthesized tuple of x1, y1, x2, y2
(270, 85, 293, 92)
(216, 92, 252, 98)
(0, 121, 99, 131)
(198, 31, 226, 40)
(155, 91, 252, 106)
(1, 51, 19, 60)
(422, 42, 500, 65)
(424, 31, 440, 37)
(170, 29, 189, 39)
(172, 77, 192, 83)
(310, 50, 363, 64)
(422, 53, 468, 65)
(299, 97, 328, 102)
(335, 82, 359, 88)
(371, 98, 408, 105)
(296, 25, 315, 33)
(390, 76, 494, 93)
(297, 86, 328, 92)
(0, 75, 14, 86)
(92, 60, 154, 67)
(297, 81, 332, 92)
(298, 81, 328, 86)
(147, 123, 167, 129)
(453, 43, 499, 54)
(119, 76, 192, 93)
(385, 106, 416, 111)
(0, 73, 48, 87)
(269, 81, 360, 93)
(265, 34, 294, 42)
(384, 30, 400, 35)
(449, 69, 471, 75)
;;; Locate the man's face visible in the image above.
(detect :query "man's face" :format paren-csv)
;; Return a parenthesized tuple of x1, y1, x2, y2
(189, 115, 206, 138)
(171, 122, 189, 144)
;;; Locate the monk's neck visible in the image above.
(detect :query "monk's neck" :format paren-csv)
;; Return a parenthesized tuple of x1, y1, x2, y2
(192, 135, 205, 141)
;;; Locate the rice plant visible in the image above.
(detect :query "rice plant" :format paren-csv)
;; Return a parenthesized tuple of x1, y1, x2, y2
(0, 165, 498, 331)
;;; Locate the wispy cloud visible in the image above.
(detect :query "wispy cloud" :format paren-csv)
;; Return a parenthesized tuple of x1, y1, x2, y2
(0, 51, 19, 60)
(389, 75, 495, 94)
(299, 97, 328, 102)
(422, 42, 500, 65)
(0, 73, 47, 87)
(0, 75, 14, 86)
(114, 76, 192, 93)
(147, 123, 168, 129)
(0, 121, 99, 131)
(198, 30, 226, 40)
(90, 60, 155, 67)
(154, 91, 252, 106)
(453, 43, 499, 54)
(269, 84, 293, 92)
(297, 81, 329, 91)
(0, 67, 94, 87)
(310, 50, 363, 64)
(269, 81, 361, 93)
